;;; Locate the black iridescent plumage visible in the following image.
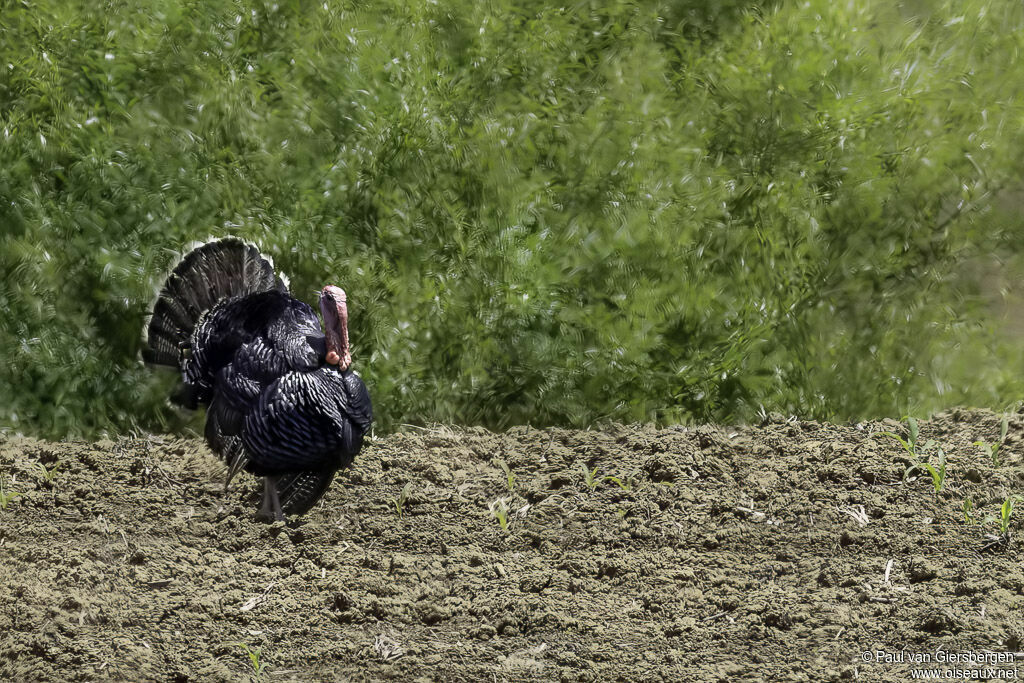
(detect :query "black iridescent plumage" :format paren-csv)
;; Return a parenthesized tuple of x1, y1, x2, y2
(144, 238, 372, 519)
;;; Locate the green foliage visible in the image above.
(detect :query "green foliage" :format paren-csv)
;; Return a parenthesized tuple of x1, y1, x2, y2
(880, 417, 949, 491)
(391, 483, 412, 519)
(905, 448, 948, 494)
(999, 495, 1020, 537)
(0, 480, 23, 510)
(580, 463, 600, 490)
(877, 417, 933, 460)
(488, 497, 510, 532)
(34, 461, 61, 485)
(495, 458, 516, 491)
(231, 642, 267, 677)
(604, 475, 633, 492)
(962, 497, 975, 525)
(974, 415, 1009, 467)
(2, 0, 1024, 437)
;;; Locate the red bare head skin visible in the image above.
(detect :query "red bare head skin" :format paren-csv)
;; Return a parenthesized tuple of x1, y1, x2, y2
(320, 285, 351, 370)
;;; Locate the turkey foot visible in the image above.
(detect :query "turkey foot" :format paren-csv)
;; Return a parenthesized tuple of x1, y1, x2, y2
(258, 476, 286, 522)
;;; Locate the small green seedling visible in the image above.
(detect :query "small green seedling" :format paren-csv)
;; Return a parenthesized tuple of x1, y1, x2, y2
(604, 475, 633, 492)
(880, 417, 948, 493)
(580, 464, 600, 490)
(489, 498, 510, 532)
(0, 480, 23, 510)
(905, 448, 948, 493)
(974, 415, 1009, 467)
(34, 461, 61, 485)
(877, 416, 934, 459)
(392, 483, 412, 519)
(999, 495, 1021, 537)
(232, 642, 267, 676)
(963, 497, 976, 525)
(495, 459, 516, 491)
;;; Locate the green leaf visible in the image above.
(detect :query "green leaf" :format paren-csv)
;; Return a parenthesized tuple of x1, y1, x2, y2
(907, 417, 919, 447)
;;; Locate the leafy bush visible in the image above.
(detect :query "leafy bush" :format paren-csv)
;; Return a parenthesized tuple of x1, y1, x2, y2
(1, 0, 1023, 437)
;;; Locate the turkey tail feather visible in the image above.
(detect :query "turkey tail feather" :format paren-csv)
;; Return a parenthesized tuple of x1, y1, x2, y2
(206, 394, 253, 485)
(223, 439, 250, 492)
(143, 238, 285, 367)
(277, 469, 339, 516)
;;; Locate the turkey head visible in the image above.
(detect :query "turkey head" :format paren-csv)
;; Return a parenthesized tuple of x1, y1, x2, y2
(320, 285, 351, 370)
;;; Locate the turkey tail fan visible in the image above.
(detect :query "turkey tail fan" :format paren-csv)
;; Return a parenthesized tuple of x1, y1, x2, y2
(277, 469, 339, 516)
(143, 237, 286, 367)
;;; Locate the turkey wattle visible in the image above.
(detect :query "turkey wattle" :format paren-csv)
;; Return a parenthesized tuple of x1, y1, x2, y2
(143, 238, 372, 521)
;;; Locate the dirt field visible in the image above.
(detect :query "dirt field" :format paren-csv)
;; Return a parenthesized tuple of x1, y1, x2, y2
(2, 410, 1023, 682)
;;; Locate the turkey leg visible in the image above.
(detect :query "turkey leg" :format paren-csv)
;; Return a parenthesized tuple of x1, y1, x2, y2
(259, 476, 286, 522)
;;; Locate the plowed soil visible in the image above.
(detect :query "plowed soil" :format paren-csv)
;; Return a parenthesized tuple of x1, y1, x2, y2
(2, 411, 1024, 682)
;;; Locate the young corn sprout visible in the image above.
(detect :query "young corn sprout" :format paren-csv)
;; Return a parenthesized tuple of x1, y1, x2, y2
(974, 415, 1009, 467)
(392, 483, 412, 519)
(34, 461, 61, 486)
(1000, 495, 1021, 537)
(904, 448, 948, 493)
(603, 475, 633, 492)
(963, 498, 976, 525)
(0, 479, 23, 511)
(495, 459, 516, 491)
(488, 498, 511, 532)
(877, 416, 934, 460)
(231, 642, 268, 676)
(879, 418, 948, 493)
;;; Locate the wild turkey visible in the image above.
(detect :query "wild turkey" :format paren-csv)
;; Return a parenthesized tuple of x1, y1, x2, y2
(143, 238, 372, 520)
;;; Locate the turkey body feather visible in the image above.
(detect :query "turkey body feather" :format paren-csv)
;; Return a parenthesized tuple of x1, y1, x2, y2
(243, 369, 372, 475)
(144, 239, 372, 519)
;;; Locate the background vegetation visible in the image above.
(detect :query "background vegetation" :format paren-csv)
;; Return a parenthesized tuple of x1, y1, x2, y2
(2, 0, 1023, 438)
